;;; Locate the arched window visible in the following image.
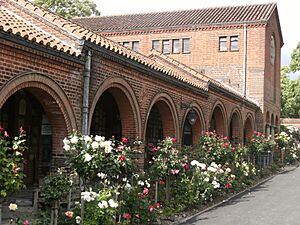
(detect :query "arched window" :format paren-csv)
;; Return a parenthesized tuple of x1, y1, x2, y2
(270, 35, 275, 65)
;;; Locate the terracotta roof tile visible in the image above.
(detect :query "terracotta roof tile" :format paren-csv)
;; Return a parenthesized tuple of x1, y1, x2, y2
(148, 50, 258, 106)
(73, 3, 276, 32)
(0, 0, 260, 103)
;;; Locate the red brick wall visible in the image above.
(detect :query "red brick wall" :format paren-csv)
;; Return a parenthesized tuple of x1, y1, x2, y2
(0, 38, 84, 156)
(100, 13, 281, 132)
(88, 52, 257, 144)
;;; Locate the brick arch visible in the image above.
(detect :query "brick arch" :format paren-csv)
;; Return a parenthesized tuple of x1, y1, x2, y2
(228, 108, 243, 144)
(271, 113, 275, 126)
(0, 72, 77, 132)
(0, 73, 77, 156)
(144, 93, 179, 141)
(209, 101, 227, 136)
(181, 103, 205, 145)
(89, 76, 141, 138)
(244, 114, 254, 143)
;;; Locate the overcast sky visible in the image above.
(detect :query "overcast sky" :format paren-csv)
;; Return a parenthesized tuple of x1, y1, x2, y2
(95, 0, 300, 79)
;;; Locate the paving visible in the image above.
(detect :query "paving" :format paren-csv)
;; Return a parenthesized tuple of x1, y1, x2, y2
(179, 165, 300, 225)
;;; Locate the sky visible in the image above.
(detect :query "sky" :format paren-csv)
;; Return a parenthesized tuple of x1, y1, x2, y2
(94, 0, 300, 79)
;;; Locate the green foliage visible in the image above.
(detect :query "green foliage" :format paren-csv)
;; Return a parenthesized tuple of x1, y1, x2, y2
(0, 128, 26, 197)
(281, 66, 300, 118)
(40, 170, 71, 203)
(121, 185, 160, 225)
(290, 42, 300, 73)
(194, 132, 235, 165)
(246, 132, 275, 156)
(148, 137, 183, 180)
(63, 132, 136, 186)
(33, 0, 100, 19)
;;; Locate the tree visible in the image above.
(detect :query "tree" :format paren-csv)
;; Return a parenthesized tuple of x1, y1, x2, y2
(281, 66, 300, 118)
(33, 0, 100, 19)
(290, 42, 300, 73)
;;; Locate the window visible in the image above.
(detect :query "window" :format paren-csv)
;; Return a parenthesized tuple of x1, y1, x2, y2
(123, 42, 130, 48)
(132, 41, 139, 51)
(219, 36, 227, 51)
(270, 35, 275, 65)
(172, 39, 180, 53)
(152, 40, 160, 51)
(182, 38, 190, 53)
(162, 40, 170, 54)
(230, 36, 238, 51)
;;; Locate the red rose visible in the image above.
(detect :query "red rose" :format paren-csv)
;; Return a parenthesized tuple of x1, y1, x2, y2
(122, 137, 128, 143)
(119, 155, 126, 161)
(171, 137, 176, 143)
(122, 213, 131, 219)
(225, 183, 231, 189)
(143, 187, 149, 196)
(148, 205, 155, 213)
(155, 202, 161, 208)
(159, 180, 165, 185)
(0, 126, 3, 132)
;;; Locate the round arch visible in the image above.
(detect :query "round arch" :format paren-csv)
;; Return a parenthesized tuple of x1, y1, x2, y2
(0, 73, 77, 132)
(209, 101, 227, 137)
(244, 113, 255, 144)
(89, 76, 141, 138)
(144, 92, 179, 142)
(0, 73, 77, 184)
(181, 103, 206, 146)
(228, 108, 243, 145)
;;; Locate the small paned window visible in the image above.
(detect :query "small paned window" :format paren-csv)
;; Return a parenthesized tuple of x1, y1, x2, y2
(172, 39, 180, 53)
(230, 36, 238, 51)
(162, 40, 170, 54)
(132, 41, 139, 51)
(182, 38, 190, 53)
(152, 40, 160, 51)
(123, 42, 130, 48)
(219, 36, 227, 51)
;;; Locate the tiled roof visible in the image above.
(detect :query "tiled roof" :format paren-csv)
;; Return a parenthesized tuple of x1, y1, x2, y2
(73, 3, 277, 32)
(149, 50, 259, 107)
(0, 0, 208, 90)
(0, 0, 260, 104)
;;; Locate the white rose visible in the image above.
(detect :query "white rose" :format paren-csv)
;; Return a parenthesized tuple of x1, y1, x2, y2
(84, 153, 92, 162)
(63, 144, 70, 151)
(63, 137, 70, 145)
(75, 216, 81, 224)
(108, 199, 118, 208)
(95, 135, 105, 142)
(70, 136, 79, 144)
(8, 203, 18, 211)
(84, 135, 92, 143)
(91, 141, 99, 149)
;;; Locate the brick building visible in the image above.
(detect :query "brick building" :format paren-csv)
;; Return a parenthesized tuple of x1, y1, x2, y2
(0, 0, 280, 184)
(74, 2, 283, 137)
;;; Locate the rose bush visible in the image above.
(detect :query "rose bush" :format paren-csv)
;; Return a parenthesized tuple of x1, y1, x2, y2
(0, 127, 26, 197)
